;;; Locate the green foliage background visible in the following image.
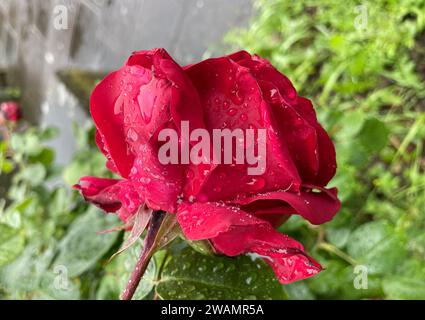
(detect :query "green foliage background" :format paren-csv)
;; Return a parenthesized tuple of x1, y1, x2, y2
(1, 0, 425, 300)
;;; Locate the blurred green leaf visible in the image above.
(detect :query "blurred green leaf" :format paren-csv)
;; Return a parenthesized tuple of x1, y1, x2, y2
(358, 118, 390, 153)
(383, 277, 425, 299)
(347, 221, 407, 274)
(54, 208, 119, 277)
(0, 224, 24, 267)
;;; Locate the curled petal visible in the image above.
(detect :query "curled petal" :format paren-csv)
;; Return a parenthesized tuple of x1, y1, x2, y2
(231, 187, 341, 225)
(95, 130, 119, 175)
(295, 97, 337, 186)
(74, 176, 143, 221)
(177, 201, 321, 283)
(90, 70, 135, 178)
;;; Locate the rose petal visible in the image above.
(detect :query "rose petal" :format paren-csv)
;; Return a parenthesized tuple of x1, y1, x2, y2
(74, 176, 143, 221)
(95, 130, 119, 175)
(90, 70, 136, 178)
(177, 201, 321, 283)
(184, 56, 301, 202)
(129, 137, 184, 213)
(231, 186, 341, 225)
(295, 97, 337, 186)
(91, 48, 205, 179)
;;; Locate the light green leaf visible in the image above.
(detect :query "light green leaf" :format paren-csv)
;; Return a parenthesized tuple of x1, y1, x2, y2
(54, 208, 119, 277)
(383, 276, 425, 300)
(347, 221, 407, 274)
(0, 224, 24, 267)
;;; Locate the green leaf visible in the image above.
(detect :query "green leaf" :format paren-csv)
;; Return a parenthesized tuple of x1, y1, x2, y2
(156, 245, 287, 300)
(54, 208, 119, 277)
(336, 109, 365, 140)
(0, 224, 24, 267)
(0, 244, 55, 297)
(383, 276, 425, 300)
(36, 272, 81, 300)
(326, 227, 351, 249)
(358, 117, 390, 152)
(39, 127, 59, 141)
(29, 148, 55, 166)
(347, 221, 407, 274)
(285, 281, 315, 300)
(16, 163, 46, 186)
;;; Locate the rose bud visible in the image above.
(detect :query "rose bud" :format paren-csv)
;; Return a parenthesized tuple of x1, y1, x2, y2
(0, 101, 21, 123)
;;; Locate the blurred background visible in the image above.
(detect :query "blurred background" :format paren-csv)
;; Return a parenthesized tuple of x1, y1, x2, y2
(1, 0, 425, 299)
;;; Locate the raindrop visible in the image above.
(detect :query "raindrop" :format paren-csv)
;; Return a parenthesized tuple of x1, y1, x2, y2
(127, 128, 138, 141)
(113, 95, 124, 114)
(246, 177, 266, 190)
(213, 186, 222, 193)
(186, 169, 194, 179)
(227, 108, 237, 116)
(240, 113, 248, 121)
(230, 89, 244, 105)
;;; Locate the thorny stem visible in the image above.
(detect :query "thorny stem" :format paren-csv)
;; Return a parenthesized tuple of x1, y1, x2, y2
(120, 210, 166, 300)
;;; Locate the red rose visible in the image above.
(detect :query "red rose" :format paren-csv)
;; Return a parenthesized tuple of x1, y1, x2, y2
(75, 48, 340, 284)
(0, 101, 21, 123)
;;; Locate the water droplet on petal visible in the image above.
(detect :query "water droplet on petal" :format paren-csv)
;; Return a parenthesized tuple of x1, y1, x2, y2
(186, 169, 194, 179)
(127, 128, 138, 141)
(137, 86, 155, 123)
(213, 186, 222, 193)
(227, 108, 237, 116)
(246, 177, 266, 190)
(113, 95, 124, 115)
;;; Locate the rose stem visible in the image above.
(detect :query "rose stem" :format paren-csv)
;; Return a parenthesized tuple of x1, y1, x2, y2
(120, 210, 166, 300)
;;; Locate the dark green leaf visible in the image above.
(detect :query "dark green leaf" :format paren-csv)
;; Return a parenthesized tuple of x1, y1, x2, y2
(156, 245, 287, 300)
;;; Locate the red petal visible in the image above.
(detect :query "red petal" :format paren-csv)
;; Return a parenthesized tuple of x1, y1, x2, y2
(74, 177, 143, 221)
(259, 80, 320, 183)
(95, 130, 119, 174)
(184, 56, 301, 202)
(129, 138, 184, 213)
(177, 201, 321, 283)
(295, 97, 337, 186)
(90, 71, 135, 177)
(91, 48, 204, 180)
(231, 186, 341, 225)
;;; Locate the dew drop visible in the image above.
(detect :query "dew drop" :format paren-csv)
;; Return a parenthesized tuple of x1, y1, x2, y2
(240, 113, 248, 121)
(218, 172, 226, 180)
(186, 169, 195, 179)
(246, 177, 266, 190)
(213, 186, 222, 193)
(227, 108, 237, 116)
(113, 95, 124, 115)
(127, 128, 138, 141)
